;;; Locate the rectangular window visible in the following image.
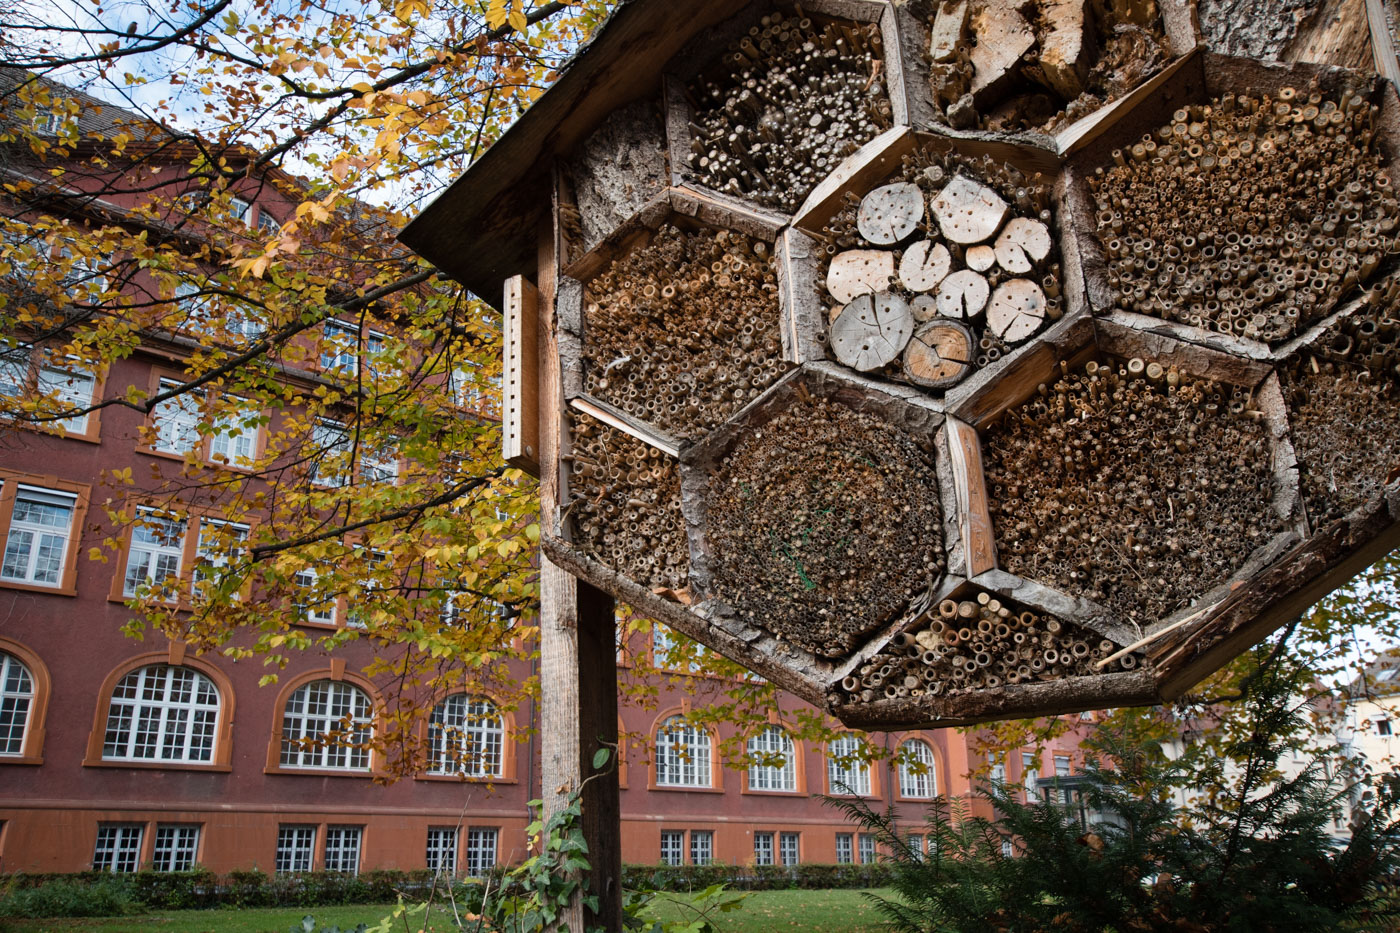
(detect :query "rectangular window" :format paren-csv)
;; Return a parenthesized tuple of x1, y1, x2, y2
(906, 834, 924, 861)
(229, 198, 251, 224)
(753, 832, 774, 866)
(835, 833, 853, 865)
(209, 397, 259, 466)
(37, 363, 96, 435)
(93, 824, 144, 872)
(359, 443, 399, 485)
(346, 548, 386, 630)
(311, 420, 351, 487)
(779, 832, 799, 867)
(1, 485, 77, 587)
(857, 834, 876, 865)
(150, 378, 201, 454)
(660, 830, 684, 867)
(426, 827, 457, 877)
(123, 508, 187, 600)
(294, 565, 336, 625)
(321, 320, 362, 373)
(226, 302, 266, 341)
(152, 825, 200, 872)
(1023, 752, 1040, 802)
(1054, 754, 1072, 804)
(276, 825, 316, 874)
(1379, 719, 1393, 737)
(192, 519, 248, 602)
(1001, 838, 1015, 858)
(690, 830, 713, 866)
(324, 826, 362, 875)
(989, 752, 1006, 784)
(464, 827, 497, 877)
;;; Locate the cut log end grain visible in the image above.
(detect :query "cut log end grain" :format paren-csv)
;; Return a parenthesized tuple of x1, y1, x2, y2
(966, 244, 997, 272)
(935, 268, 991, 319)
(929, 0, 971, 63)
(931, 175, 1011, 245)
(994, 217, 1053, 275)
(968, 1, 1035, 97)
(831, 291, 915, 371)
(986, 278, 1048, 343)
(857, 182, 925, 245)
(829, 249, 897, 303)
(911, 293, 939, 322)
(898, 240, 953, 292)
(904, 319, 976, 388)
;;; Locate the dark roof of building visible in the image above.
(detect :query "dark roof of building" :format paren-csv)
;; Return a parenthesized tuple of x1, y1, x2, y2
(0, 67, 169, 140)
(397, 0, 751, 308)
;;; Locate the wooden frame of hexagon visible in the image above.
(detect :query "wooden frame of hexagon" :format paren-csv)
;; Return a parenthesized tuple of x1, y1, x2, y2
(481, 7, 1400, 734)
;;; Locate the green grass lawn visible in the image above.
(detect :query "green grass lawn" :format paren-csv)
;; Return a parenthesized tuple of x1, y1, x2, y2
(0, 888, 894, 933)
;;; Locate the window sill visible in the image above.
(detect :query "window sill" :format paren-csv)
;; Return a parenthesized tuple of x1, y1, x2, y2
(265, 765, 376, 778)
(0, 755, 44, 766)
(649, 784, 725, 794)
(83, 758, 231, 772)
(0, 579, 77, 597)
(415, 773, 517, 784)
(741, 787, 805, 797)
(0, 418, 101, 445)
(136, 446, 199, 464)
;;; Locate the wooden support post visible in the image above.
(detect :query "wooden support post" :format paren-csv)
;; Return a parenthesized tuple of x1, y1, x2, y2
(540, 561, 621, 931)
(539, 180, 623, 931)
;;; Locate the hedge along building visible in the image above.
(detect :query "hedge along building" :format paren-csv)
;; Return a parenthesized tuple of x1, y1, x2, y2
(402, 0, 1400, 925)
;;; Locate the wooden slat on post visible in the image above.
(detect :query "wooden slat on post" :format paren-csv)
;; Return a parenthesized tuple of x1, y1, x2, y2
(504, 274, 541, 476)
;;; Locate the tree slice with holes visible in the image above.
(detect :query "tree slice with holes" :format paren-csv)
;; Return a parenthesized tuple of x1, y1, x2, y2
(898, 240, 952, 292)
(857, 182, 924, 246)
(966, 244, 996, 272)
(931, 175, 1010, 245)
(911, 293, 938, 322)
(986, 278, 1048, 343)
(935, 269, 990, 319)
(830, 291, 915, 371)
(827, 249, 896, 303)
(994, 218, 1053, 274)
(903, 319, 975, 389)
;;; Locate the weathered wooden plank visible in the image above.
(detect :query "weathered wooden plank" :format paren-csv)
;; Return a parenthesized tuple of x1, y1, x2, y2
(568, 394, 682, 458)
(503, 275, 541, 475)
(946, 418, 998, 577)
(776, 227, 830, 365)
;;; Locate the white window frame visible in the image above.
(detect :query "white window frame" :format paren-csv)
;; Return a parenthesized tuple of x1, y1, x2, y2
(321, 320, 362, 374)
(660, 830, 684, 867)
(464, 827, 497, 877)
(1, 484, 77, 587)
(747, 725, 796, 792)
(122, 507, 187, 601)
(359, 443, 399, 485)
(229, 197, 251, 224)
(835, 833, 853, 865)
(690, 830, 713, 866)
(150, 378, 202, 454)
(857, 833, 876, 865)
(192, 519, 249, 603)
(36, 362, 96, 435)
(279, 679, 373, 771)
(656, 716, 712, 788)
(93, 824, 144, 873)
(345, 546, 387, 630)
(989, 753, 1006, 784)
(152, 825, 201, 872)
(255, 209, 280, 235)
(898, 739, 937, 799)
(653, 625, 702, 673)
(311, 419, 352, 487)
(426, 827, 458, 877)
(294, 565, 336, 626)
(428, 694, 505, 778)
(324, 826, 362, 875)
(1022, 752, 1040, 802)
(0, 651, 35, 756)
(753, 831, 774, 866)
(102, 664, 221, 764)
(276, 825, 316, 874)
(827, 734, 871, 796)
(209, 396, 260, 466)
(779, 831, 799, 866)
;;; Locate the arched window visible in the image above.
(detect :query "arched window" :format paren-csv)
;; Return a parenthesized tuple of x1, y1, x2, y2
(827, 734, 871, 796)
(102, 665, 221, 763)
(898, 739, 937, 798)
(747, 725, 796, 792)
(279, 680, 372, 771)
(428, 695, 504, 778)
(0, 651, 35, 756)
(656, 716, 711, 788)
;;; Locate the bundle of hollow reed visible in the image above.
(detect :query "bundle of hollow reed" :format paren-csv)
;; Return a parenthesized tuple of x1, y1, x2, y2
(816, 145, 1061, 385)
(983, 357, 1283, 626)
(686, 11, 893, 213)
(583, 224, 787, 444)
(567, 412, 689, 591)
(925, 0, 1169, 133)
(1280, 277, 1400, 528)
(1089, 88, 1397, 344)
(705, 395, 945, 658)
(831, 591, 1136, 704)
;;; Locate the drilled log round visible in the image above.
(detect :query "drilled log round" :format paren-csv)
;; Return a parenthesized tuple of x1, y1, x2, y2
(828, 249, 897, 303)
(911, 293, 939, 322)
(966, 244, 997, 272)
(994, 218, 1053, 274)
(857, 182, 924, 245)
(935, 269, 990, 319)
(830, 291, 915, 371)
(898, 240, 952, 292)
(986, 278, 1047, 343)
(903, 319, 975, 388)
(932, 175, 1010, 244)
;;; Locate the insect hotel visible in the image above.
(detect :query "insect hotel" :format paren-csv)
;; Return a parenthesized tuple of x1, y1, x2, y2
(402, 0, 1400, 922)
